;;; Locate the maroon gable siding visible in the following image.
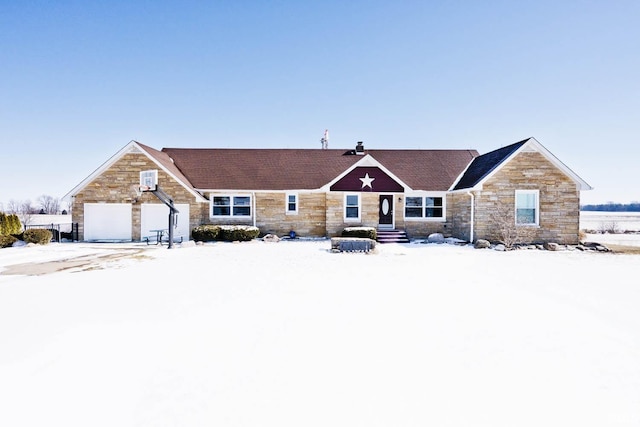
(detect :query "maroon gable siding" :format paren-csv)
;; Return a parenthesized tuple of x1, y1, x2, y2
(330, 167, 405, 192)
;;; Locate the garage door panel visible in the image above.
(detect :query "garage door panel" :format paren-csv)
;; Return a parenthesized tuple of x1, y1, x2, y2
(141, 203, 189, 240)
(84, 203, 132, 241)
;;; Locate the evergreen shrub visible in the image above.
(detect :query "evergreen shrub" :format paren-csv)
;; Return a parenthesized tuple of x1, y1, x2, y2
(191, 225, 221, 242)
(342, 227, 377, 240)
(23, 229, 53, 245)
(219, 225, 260, 241)
(192, 225, 260, 242)
(0, 234, 18, 248)
(0, 213, 22, 235)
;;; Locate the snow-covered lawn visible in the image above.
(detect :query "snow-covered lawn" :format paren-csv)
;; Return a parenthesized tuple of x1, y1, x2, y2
(1, 240, 639, 427)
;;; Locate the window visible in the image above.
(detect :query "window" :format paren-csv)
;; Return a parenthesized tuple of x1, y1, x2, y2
(233, 196, 251, 216)
(515, 190, 539, 225)
(286, 193, 298, 215)
(425, 197, 443, 217)
(345, 194, 360, 221)
(211, 195, 251, 217)
(405, 197, 423, 218)
(404, 195, 444, 220)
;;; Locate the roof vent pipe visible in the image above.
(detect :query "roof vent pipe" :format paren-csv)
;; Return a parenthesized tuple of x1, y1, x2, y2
(355, 141, 365, 155)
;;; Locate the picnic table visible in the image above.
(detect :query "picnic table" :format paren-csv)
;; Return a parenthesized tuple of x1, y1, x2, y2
(147, 229, 167, 245)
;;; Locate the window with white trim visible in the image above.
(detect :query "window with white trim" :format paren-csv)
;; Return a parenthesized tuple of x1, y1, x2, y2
(286, 193, 298, 215)
(211, 195, 251, 217)
(515, 190, 539, 225)
(404, 195, 444, 219)
(344, 194, 360, 221)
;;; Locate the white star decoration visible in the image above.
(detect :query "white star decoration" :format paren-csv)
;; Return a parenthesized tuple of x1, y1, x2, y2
(359, 173, 375, 189)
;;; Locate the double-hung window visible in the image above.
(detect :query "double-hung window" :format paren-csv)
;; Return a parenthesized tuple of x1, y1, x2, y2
(211, 195, 251, 217)
(344, 194, 360, 221)
(286, 193, 298, 215)
(404, 195, 444, 220)
(515, 190, 539, 225)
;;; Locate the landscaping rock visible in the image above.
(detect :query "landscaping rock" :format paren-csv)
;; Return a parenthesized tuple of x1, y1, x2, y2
(445, 237, 467, 245)
(427, 233, 445, 243)
(474, 239, 491, 249)
(263, 234, 280, 243)
(544, 242, 559, 251)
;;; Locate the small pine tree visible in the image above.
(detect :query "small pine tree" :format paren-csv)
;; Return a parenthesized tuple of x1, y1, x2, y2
(0, 213, 19, 235)
(8, 214, 22, 235)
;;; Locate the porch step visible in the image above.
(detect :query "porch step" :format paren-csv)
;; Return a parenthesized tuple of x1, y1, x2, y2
(376, 229, 410, 244)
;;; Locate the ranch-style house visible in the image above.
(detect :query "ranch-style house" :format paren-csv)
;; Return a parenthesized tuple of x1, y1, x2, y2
(64, 137, 592, 244)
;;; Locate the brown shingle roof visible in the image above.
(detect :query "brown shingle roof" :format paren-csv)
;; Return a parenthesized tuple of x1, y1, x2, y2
(137, 142, 196, 188)
(158, 147, 479, 191)
(365, 150, 478, 191)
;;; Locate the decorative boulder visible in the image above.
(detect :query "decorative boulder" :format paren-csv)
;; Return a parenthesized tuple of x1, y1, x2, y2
(263, 234, 280, 243)
(544, 242, 559, 251)
(474, 239, 491, 249)
(494, 244, 506, 251)
(427, 233, 445, 243)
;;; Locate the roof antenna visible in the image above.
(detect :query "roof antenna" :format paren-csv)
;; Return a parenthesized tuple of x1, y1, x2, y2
(320, 129, 329, 149)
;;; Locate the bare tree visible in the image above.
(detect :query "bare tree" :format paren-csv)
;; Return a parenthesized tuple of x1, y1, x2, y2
(37, 194, 61, 214)
(598, 220, 620, 234)
(6, 200, 20, 215)
(489, 200, 537, 249)
(7, 199, 37, 228)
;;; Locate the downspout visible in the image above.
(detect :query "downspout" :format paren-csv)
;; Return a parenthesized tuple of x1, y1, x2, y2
(252, 192, 257, 228)
(467, 191, 475, 243)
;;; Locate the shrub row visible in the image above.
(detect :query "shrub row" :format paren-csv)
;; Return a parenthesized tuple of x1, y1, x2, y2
(0, 228, 53, 248)
(192, 225, 260, 242)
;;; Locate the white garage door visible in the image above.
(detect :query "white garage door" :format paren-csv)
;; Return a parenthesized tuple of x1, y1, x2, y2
(141, 203, 190, 241)
(84, 203, 132, 241)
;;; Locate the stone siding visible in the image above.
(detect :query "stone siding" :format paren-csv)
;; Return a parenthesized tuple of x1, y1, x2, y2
(255, 192, 327, 237)
(473, 151, 580, 244)
(71, 152, 205, 241)
(447, 193, 473, 241)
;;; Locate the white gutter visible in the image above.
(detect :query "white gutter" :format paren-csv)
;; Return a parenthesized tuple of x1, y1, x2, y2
(467, 191, 475, 243)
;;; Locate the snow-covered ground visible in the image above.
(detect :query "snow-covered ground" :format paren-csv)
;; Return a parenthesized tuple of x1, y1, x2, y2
(1, 240, 639, 427)
(581, 211, 640, 232)
(581, 211, 640, 247)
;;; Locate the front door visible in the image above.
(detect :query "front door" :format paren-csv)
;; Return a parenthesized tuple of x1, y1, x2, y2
(379, 195, 394, 228)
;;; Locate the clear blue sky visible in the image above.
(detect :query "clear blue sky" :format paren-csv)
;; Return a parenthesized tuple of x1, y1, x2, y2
(1, 0, 638, 209)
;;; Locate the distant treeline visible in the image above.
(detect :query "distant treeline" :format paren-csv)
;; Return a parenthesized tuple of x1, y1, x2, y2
(581, 203, 640, 212)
